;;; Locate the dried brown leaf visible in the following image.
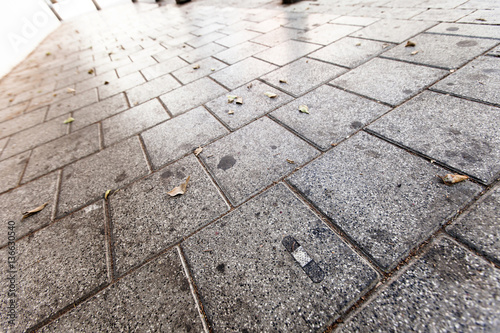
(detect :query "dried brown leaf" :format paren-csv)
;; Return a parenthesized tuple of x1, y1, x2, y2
(299, 105, 309, 114)
(476, 18, 486, 21)
(279, 79, 287, 84)
(88, 69, 94, 74)
(264, 92, 277, 98)
(235, 96, 243, 104)
(167, 176, 191, 197)
(104, 81, 109, 85)
(22, 202, 49, 219)
(227, 95, 238, 103)
(228, 110, 234, 115)
(405, 40, 416, 47)
(63, 117, 74, 124)
(67, 88, 76, 93)
(355, 42, 361, 46)
(193, 64, 200, 69)
(194, 147, 203, 156)
(247, 83, 253, 89)
(286, 159, 295, 164)
(411, 50, 419, 55)
(46, 52, 51, 56)
(439, 174, 469, 185)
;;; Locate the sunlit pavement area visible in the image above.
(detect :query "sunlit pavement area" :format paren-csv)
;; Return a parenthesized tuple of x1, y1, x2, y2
(1, 0, 500, 331)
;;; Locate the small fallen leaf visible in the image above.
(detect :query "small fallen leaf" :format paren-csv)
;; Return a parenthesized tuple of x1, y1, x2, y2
(439, 174, 469, 185)
(53, 93, 57, 97)
(22, 202, 48, 219)
(235, 96, 243, 104)
(450, 69, 455, 73)
(264, 92, 277, 98)
(286, 159, 295, 164)
(9, 98, 13, 102)
(355, 42, 361, 46)
(227, 95, 238, 103)
(104, 189, 112, 200)
(194, 147, 203, 156)
(228, 110, 234, 115)
(63, 117, 74, 124)
(67, 88, 76, 93)
(247, 83, 253, 89)
(476, 18, 486, 21)
(104, 81, 109, 85)
(382, 43, 390, 49)
(88, 69, 94, 74)
(134, 102, 139, 106)
(211, 68, 215, 71)
(46, 52, 51, 56)
(193, 64, 200, 69)
(411, 50, 419, 55)
(299, 105, 309, 114)
(405, 40, 416, 47)
(279, 79, 287, 84)
(167, 176, 191, 197)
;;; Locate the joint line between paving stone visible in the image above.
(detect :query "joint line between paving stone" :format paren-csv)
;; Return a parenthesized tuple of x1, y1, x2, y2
(103, 200, 116, 282)
(428, 87, 500, 109)
(137, 134, 154, 173)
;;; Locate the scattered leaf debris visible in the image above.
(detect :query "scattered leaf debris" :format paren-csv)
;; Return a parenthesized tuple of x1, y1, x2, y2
(46, 52, 51, 56)
(228, 110, 234, 115)
(104, 189, 112, 200)
(405, 40, 416, 47)
(247, 83, 253, 89)
(9, 98, 13, 102)
(88, 69, 94, 74)
(411, 50, 419, 55)
(286, 159, 295, 164)
(299, 105, 309, 114)
(355, 42, 361, 46)
(193, 64, 200, 69)
(227, 95, 238, 103)
(67, 88, 76, 93)
(22, 202, 48, 220)
(167, 176, 191, 197)
(104, 81, 109, 85)
(63, 117, 75, 124)
(235, 96, 243, 104)
(264, 92, 277, 98)
(194, 147, 203, 156)
(439, 174, 469, 185)
(279, 79, 287, 84)
(53, 93, 57, 97)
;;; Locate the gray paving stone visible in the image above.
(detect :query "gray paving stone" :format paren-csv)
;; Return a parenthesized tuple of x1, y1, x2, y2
(0, 101, 30, 123)
(125, 74, 180, 106)
(254, 40, 321, 66)
(110, 155, 228, 275)
(261, 58, 347, 97)
(411, 8, 474, 22)
(282, 12, 338, 30)
(213, 41, 269, 65)
(338, 237, 500, 332)
(201, 117, 319, 205)
(271, 85, 390, 150)
(57, 137, 149, 216)
(447, 184, 500, 265)
(251, 27, 302, 47)
(458, 0, 500, 9)
(39, 250, 204, 332)
(116, 56, 157, 78)
(46, 88, 99, 120)
(71, 94, 129, 131)
(191, 23, 226, 36)
(308, 37, 390, 68)
(140, 56, 189, 81)
(159, 77, 228, 116)
(215, 30, 261, 48)
(287, 132, 481, 271)
(26, 86, 76, 113)
(75, 70, 117, 93)
(141, 106, 228, 169)
(153, 44, 194, 62)
(172, 57, 227, 84)
(331, 57, 447, 106)
(431, 56, 500, 107)
(0, 172, 57, 245)
(182, 183, 379, 332)
(23, 124, 100, 182)
(382, 34, 498, 69)
(210, 57, 277, 90)
(0, 115, 68, 160)
(0, 152, 29, 193)
(102, 99, 169, 146)
(295, 23, 361, 45)
(247, 17, 288, 33)
(0, 107, 46, 139)
(95, 57, 132, 76)
(0, 138, 7, 156)
(349, 6, 425, 20)
(206, 80, 293, 130)
(459, 9, 500, 24)
(416, 0, 469, 8)
(369, 91, 500, 184)
(427, 23, 500, 40)
(351, 19, 436, 43)
(330, 15, 380, 26)
(489, 45, 500, 57)
(98, 72, 146, 100)
(0, 201, 108, 332)
(179, 42, 227, 64)
(186, 31, 226, 48)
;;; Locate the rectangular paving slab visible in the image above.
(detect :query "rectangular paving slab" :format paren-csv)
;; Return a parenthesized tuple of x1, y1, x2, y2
(159, 77, 228, 116)
(39, 249, 204, 332)
(350, 19, 436, 43)
(102, 99, 169, 147)
(205, 80, 293, 130)
(172, 57, 227, 85)
(98, 72, 146, 100)
(23, 124, 100, 182)
(141, 105, 228, 169)
(0, 201, 108, 332)
(261, 58, 347, 97)
(253, 40, 321, 66)
(0, 107, 46, 140)
(46, 89, 99, 120)
(71, 93, 129, 131)
(295, 23, 361, 45)
(381, 33, 498, 69)
(179, 42, 227, 64)
(201, 117, 319, 205)
(368, 91, 500, 184)
(250, 27, 303, 47)
(57, 137, 149, 216)
(287, 132, 481, 271)
(109, 155, 229, 275)
(431, 56, 500, 107)
(338, 237, 500, 332)
(427, 22, 500, 40)
(140, 56, 189, 81)
(331, 57, 447, 106)
(447, 184, 500, 265)
(124, 73, 181, 106)
(182, 183, 379, 332)
(0, 152, 30, 193)
(213, 41, 269, 65)
(270, 85, 391, 150)
(210, 57, 278, 90)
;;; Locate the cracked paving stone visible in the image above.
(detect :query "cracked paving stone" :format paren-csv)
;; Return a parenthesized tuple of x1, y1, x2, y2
(368, 91, 500, 184)
(110, 155, 229, 275)
(182, 184, 379, 332)
(0, 201, 108, 332)
(287, 132, 481, 271)
(201, 117, 319, 205)
(338, 237, 500, 332)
